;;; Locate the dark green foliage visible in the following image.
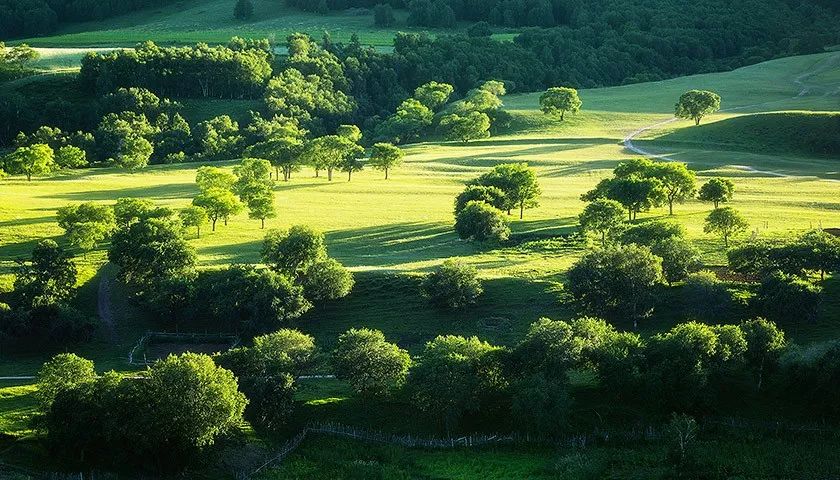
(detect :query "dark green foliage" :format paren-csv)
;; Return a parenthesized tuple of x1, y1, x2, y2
(191, 265, 311, 333)
(682, 271, 733, 321)
(332, 328, 411, 397)
(36, 353, 96, 411)
(44, 353, 246, 471)
(373, 3, 396, 26)
(676, 90, 721, 125)
(510, 373, 569, 436)
(108, 215, 196, 292)
(233, 0, 254, 19)
(619, 220, 686, 246)
(80, 41, 272, 99)
(698, 178, 735, 209)
(781, 341, 840, 419)
(566, 245, 664, 326)
(12, 240, 77, 311)
(407, 335, 507, 432)
(578, 199, 627, 246)
(422, 259, 483, 310)
(754, 272, 822, 324)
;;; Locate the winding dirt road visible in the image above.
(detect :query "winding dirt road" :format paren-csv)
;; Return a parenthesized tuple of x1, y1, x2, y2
(622, 52, 840, 180)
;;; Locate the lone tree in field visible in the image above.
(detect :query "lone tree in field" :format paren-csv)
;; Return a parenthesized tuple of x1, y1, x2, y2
(698, 178, 735, 208)
(4, 143, 56, 181)
(470, 162, 541, 219)
(440, 111, 491, 143)
(179, 206, 208, 238)
(332, 328, 411, 398)
(233, 0, 254, 20)
(56, 203, 116, 253)
(540, 87, 582, 121)
(422, 259, 483, 309)
(675, 90, 721, 125)
(579, 199, 627, 247)
(704, 207, 748, 247)
(192, 188, 243, 231)
(368, 143, 404, 179)
(654, 162, 696, 215)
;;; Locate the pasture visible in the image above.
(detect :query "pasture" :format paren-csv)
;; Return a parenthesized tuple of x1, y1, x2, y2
(0, 53, 838, 375)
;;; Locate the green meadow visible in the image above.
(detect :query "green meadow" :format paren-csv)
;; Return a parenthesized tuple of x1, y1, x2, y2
(10, 0, 519, 49)
(0, 52, 838, 376)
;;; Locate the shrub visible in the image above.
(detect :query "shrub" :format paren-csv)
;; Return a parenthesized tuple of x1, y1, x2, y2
(422, 259, 483, 309)
(682, 271, 732, 320)
(754, 272, 822, 323)
(300, 258, 355, 302)
(454, 201, 510, 242)
(332, 328, 411, 398)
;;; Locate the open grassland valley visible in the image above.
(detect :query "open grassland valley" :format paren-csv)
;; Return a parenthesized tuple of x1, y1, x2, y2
(1, 0, 840, 477)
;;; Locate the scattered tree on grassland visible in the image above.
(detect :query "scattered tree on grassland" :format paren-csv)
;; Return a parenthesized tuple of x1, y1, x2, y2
(300, 258, 355, 301)
(579, 198, 627, 246)
(704, 207, 748, 247)
(454, 185, 507, 215)
(332, 328, 411, 398)
(566, 245, 664, 328)
(179, 206, 208, 238)
(422, 259, 483, 309)
(192, 188, 243, 231)
(56, 203, 116, 253)
(469, 162, 541, 218)
(440, 111, 491, 143)
(539, 86, 582, 121)
(262, 225, 327, 275)
(454, 201, 510, 242)
(368, 142, 404, 179)
(698, 178, 735, 209)
(675, 90, 721, 125)
(36, 353, 95, 411)
(3, 143, 56, 181)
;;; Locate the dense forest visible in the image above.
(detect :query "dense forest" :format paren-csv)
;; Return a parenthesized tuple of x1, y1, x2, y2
(0, 0, 179, 38)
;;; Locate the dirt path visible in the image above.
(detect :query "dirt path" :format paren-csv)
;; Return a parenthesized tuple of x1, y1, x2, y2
(622, 52, 840, 179)
(98, 272, 118, 343)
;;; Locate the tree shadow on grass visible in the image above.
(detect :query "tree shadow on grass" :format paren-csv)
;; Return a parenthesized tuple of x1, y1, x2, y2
(293, 270, 570, 353)
(43, 182, 199, 201)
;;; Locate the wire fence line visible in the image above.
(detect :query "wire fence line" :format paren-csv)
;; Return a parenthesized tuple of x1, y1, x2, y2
(244, 421, 664, 478)
(127, 331, 240, 365)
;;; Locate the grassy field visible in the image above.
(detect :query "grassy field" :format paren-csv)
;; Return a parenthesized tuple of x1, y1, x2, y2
(9, 0, 518, 50)
(255, 433, 840, 479)
(0, 53, 838, 375)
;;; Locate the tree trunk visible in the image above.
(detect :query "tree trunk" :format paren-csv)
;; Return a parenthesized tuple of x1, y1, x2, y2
(669, 200, 674, 215)
(315, 169, 320, 178)
(695, 117, 701, 126)
(261, 218, 265, 229)
(197, 226, 201, 238)
(628, 209, 633, 221)
(385, 167, 389, 180)
(224, 216, 228, 226)
(26, 172, 31, 181)
(714, 200, 719, 209)
(348, 171, 352, 181)
(561, 110, 565, 121)
(519, 202, 524, 219)
(212, 219, 217, 231)
(328, 168, 333, 181)
(601, 231, 606, 247)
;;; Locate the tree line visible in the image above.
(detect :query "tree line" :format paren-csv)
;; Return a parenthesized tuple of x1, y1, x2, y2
(33, 308, 840, 473)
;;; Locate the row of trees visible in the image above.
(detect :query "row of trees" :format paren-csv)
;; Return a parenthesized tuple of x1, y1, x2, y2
(566, 222, 839, 328)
